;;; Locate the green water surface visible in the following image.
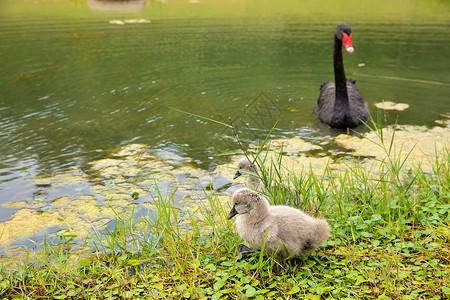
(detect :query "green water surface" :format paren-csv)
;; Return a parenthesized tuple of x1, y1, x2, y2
(0, 0, 449, 216)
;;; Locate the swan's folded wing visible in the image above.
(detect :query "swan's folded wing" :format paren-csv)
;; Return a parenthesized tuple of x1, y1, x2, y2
(319, 81, 334, 92)
(314, 81, 335, 121)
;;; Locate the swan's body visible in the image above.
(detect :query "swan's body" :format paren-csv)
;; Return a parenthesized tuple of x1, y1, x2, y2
(228, 188, 330, 258)
(313, 23, 369, 129)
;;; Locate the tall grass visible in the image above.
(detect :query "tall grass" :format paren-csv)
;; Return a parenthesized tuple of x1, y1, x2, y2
(0, 121, 449, 299)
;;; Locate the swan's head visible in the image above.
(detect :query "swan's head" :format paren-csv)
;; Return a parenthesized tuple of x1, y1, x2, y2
(335, 23, 354, 53)
(228, 188, 262, 219)
(233, 157, 259, 179)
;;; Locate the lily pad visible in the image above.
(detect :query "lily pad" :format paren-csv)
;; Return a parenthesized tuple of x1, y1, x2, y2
(374, 101, 409, 111)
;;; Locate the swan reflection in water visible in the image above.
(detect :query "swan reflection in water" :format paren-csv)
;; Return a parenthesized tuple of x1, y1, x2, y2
(88, 0, 148, 11)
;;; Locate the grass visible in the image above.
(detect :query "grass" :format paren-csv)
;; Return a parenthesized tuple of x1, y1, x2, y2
(0, 123, 449, 299)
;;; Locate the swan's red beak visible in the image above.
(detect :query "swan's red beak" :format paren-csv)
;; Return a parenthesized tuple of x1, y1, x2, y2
(342, 32, 354, 53)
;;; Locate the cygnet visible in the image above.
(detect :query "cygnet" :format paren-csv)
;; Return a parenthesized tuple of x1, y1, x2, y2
(233, 158, 264, 191)
(228, 188, 330, 258)
(233, 158, 296, 205)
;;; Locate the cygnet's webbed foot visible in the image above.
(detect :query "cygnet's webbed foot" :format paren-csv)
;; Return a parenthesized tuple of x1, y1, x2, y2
(238, 244, 257, 256)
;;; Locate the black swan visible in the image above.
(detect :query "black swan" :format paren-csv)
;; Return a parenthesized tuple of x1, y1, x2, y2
(313, 23, 369, 129)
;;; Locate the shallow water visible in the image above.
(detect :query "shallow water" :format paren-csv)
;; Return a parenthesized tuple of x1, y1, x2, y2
(0, 0, 449, 255)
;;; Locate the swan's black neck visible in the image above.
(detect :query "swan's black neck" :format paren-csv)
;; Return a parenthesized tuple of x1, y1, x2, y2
(333, 35, 349, 111)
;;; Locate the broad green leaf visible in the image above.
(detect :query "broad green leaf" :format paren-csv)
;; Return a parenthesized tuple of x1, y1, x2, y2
(211, 293, 222, 300)
(79, 258, 92, 267)
(287, 285, 300, 294)
(245, 287, 257, 297)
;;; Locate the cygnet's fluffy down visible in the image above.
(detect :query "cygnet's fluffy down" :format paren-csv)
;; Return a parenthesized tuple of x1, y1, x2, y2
(233, 158, 263, 191)
(228, 188, 330, 258)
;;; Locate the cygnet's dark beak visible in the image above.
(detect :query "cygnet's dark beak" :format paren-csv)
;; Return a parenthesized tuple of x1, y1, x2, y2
(233, 171, 242, 180)
(227, 206, 238, 219)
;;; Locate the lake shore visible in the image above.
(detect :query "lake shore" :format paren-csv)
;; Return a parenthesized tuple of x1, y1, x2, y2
(1, 119, 449, 299)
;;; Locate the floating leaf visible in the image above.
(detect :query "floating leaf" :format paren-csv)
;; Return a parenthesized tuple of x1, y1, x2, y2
(374, 100, 409, 111)
(109, 20, 124, 25)
(124, 19, 151, 24)
(283, 107, 300, 112)
(20, 171, 30, 177)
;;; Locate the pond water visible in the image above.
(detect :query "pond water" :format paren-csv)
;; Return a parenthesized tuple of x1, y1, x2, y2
(0, 0, 449, 256)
